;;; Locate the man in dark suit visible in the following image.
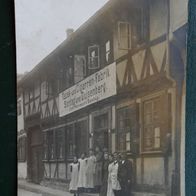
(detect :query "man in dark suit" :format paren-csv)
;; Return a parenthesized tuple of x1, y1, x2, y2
(117, 152, 133, 196)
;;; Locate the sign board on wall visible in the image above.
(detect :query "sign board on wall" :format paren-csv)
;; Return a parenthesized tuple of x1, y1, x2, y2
(59, 62, 116, 117)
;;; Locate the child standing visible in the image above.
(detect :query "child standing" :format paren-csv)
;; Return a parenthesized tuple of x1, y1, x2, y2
(69, 156, 79, 196)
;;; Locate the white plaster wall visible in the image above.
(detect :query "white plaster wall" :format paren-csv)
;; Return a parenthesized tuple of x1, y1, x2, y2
(143, 157, 165, 186)
(150, 0, 167, 40)
(18, 162, 27, 179)
(170, 0, 188, 32)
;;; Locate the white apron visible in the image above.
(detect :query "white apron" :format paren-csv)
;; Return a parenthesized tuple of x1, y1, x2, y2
(69, 162, 79, 191)
(86, 155, 96, 188)
(77, 158, 87, 188)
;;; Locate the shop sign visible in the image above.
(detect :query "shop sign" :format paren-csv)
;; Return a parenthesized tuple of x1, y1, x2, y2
(59, 62, 116, 117)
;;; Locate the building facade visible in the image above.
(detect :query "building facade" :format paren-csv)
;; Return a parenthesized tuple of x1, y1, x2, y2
(17, 81, 27, 179)
(17, 0, 187, 195)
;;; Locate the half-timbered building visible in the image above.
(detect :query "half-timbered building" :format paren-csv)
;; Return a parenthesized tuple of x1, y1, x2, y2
(17, 75, 27, 179)
(18, 0, 187, 195)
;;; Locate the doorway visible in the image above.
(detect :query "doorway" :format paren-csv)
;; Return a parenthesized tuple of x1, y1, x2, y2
(28, 127, 43, 184)
(31, 145, 43, 183)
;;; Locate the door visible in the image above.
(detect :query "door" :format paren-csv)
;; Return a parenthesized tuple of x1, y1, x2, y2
(31, 146, 43, 184)
(29, 128, 43, 184)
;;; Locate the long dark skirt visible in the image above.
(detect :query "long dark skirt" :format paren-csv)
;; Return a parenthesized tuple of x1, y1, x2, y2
(99, 176, 108, 196)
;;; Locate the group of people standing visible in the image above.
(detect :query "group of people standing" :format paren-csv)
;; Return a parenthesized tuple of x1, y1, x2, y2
(69, 146, 133, 196)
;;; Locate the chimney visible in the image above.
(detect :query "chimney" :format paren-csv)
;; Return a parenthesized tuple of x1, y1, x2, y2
(66, 28, 74, 38)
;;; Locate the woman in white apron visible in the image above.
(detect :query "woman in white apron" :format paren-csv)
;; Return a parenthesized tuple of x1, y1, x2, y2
(86, 149, 96, 191)
(69, 156, 79, 196)
(107, 153, 121, 196)
(77, 153, 88, 193)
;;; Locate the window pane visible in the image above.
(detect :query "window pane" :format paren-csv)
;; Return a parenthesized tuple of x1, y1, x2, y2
(154, 127, 161, 148)
(88, 45, 99, 69)
(144, 114, 152, 124)
(126, 141, 131, 151)
(143, 97, 162, 151)
(118, 22, 131, 49)
(106, 41, 110, 52)
(119, 133, 126, 151)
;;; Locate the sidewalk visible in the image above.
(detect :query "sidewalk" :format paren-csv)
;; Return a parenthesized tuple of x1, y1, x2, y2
(18, 179, 99, 196)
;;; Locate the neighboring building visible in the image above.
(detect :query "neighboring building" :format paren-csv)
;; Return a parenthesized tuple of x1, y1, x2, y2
(17, 75, 27, 179)
(17, 0, 187, 195)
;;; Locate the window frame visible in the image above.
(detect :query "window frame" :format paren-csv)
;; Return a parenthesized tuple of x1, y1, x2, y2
(117, 106, 136, 153)
(131, 7, 149, 47)
(74, 55, 87, 83)
(105, 40, 111, 63)
(141, 92, 171, 153)
(55, 128, 65, 160)
(88, 45, 100, 70)
(118, 21, 132, 50)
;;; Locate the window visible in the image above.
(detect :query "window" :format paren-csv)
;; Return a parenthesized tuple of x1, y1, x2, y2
(117, 106, 138, 153)
(94, 113, 109, 149)
(56, 129, 65, 159)
(41, 81, 48, 102)
(24, 91, 29, 104)
(105, 40, 111, 63)
(66, 124, 75, 157)
(118, 8, 148, 49)
(74, 55, 86, 83)
(48, 131, 55, 160)
(34, 82, 40, 98)
(18, 137, 26, 162)
(29, 89, 34, 100)
(17, 100, 22, 116)
(43, 132, 48, 160)
(88, 45, 100, 69)
(142, 95, 170, 152)
(132, 8, 149, 47)
(75, 120, 88, 156)
(61, 62, 74, 90)
(118, 22, 131, 50)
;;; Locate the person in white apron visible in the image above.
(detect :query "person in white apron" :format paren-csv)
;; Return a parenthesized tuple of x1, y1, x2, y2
(77, 153, 88, 193)
(69, 156, 79, 196)
(86, 149, 96, 191)
(107, 152, 121, 196)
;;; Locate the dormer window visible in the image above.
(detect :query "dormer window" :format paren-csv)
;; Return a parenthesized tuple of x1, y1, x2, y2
(88, 45, 100, 69)
(74, 55, 86, 83)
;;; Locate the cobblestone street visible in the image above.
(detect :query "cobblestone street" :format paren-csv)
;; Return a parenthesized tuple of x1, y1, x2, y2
(18, 189, 42, 196)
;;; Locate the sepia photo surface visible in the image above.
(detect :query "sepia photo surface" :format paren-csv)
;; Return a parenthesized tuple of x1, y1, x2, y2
(16, 0, 187, 196)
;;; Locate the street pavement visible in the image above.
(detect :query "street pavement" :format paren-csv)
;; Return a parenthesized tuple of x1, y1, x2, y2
(18, 189, 42, 196)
